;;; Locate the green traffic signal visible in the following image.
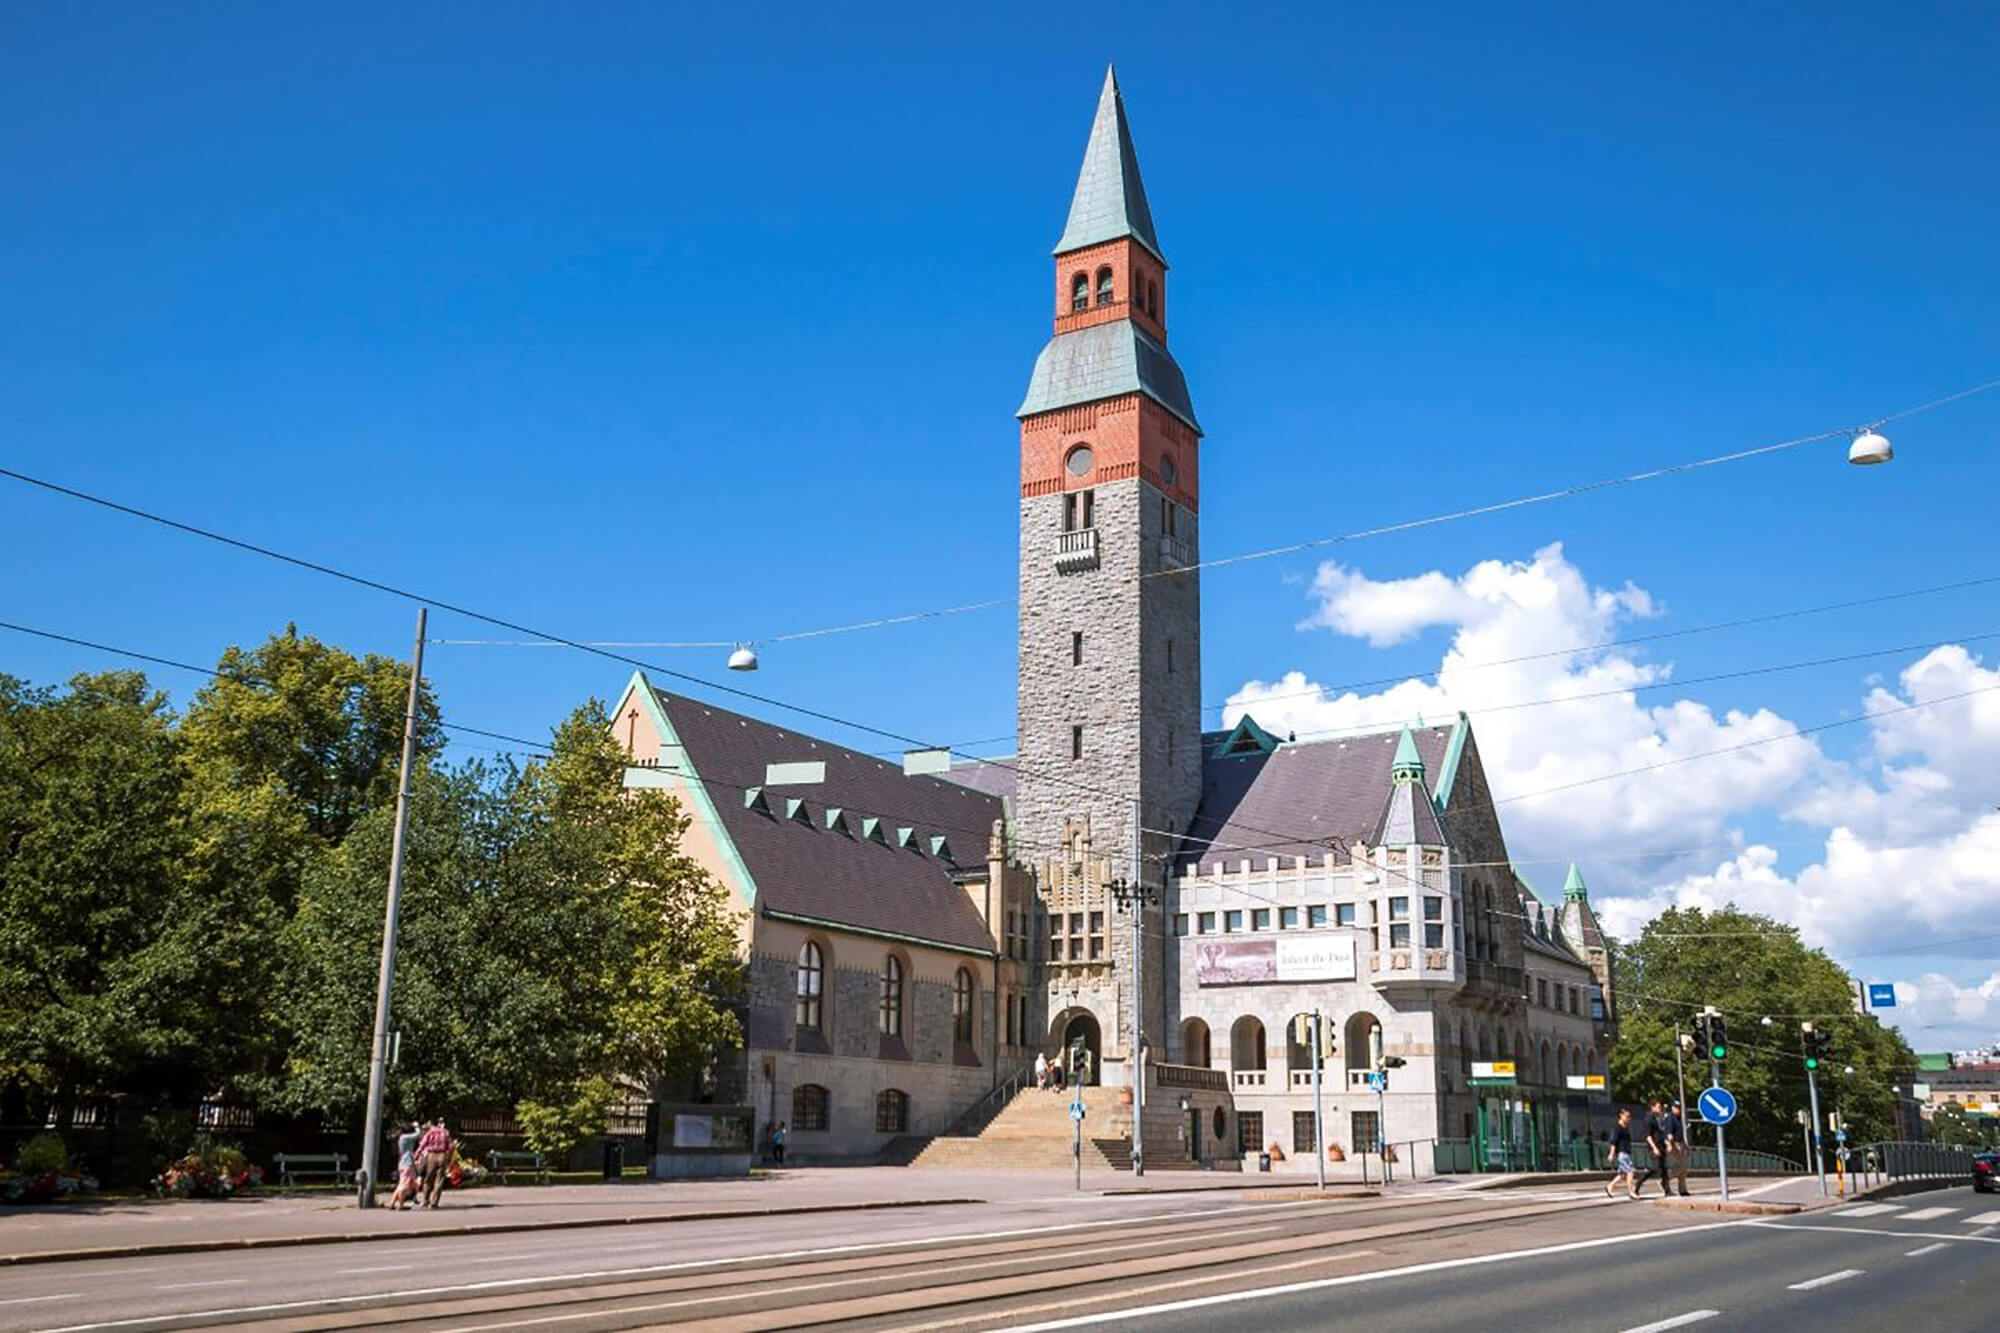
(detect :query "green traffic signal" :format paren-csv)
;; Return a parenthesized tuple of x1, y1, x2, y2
(1804, 1055, 1819, 1070)
(1712, 1043, 1727, 1060)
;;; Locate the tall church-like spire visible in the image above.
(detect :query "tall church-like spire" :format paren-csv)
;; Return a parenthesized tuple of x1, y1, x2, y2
(1054, 65, 1163, 263)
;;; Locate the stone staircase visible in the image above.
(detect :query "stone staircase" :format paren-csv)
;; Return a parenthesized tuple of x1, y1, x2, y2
(910, 1083, 1137, 1170)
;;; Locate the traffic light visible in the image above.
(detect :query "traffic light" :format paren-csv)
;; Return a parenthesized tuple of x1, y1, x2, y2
(1803, 1025, 1830, 1071)
(1692, 1013, 1710, 1056)
(1708, 1015, 1728, 1062)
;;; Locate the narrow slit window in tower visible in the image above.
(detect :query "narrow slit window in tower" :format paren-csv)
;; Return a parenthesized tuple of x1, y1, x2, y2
(1072, 630, 1083, 665)
(1071, 724, 1084, 761)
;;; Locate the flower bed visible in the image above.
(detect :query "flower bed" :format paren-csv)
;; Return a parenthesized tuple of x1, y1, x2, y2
(1, 1133, 100, 1204)
(151, 1138, 264, 1198)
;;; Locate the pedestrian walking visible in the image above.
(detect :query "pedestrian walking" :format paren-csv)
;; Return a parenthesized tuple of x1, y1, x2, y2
(1640, 1099, 1669, 1196)
(387, 1121, 421, 1210)
(772, 1121, 787, 1166)
(1035, 1050, 1049, 1091)
(1603, 1108, 1640, 1199)
(1663, 1100, 1692, 1197)
(416, 1118, 454, 1209)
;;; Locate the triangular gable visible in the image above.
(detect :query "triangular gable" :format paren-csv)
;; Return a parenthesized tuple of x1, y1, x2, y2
(609, 671, 760, 907)
(1213, 714, 1281, 759)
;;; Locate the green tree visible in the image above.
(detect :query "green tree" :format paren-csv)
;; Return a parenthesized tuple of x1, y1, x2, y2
(181, 625, 440, 848)
(0, 672, 210, 1110)
(268, 702, 741, 1137)
(1930, 1102, 1998, 1148)
(1607, 907, 1916, 1157)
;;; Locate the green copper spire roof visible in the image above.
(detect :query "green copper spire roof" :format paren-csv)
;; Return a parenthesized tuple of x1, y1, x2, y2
(1053, 65, 1164, 264)
(1391, 724, 1424, 779)
(1563, 862, 1589, 900)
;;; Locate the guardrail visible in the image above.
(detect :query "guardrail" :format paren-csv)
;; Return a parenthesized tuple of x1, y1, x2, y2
(1429, 1138, 1802, 1175)
(1846, 1139, 1982, 1190)
(937, 1062, 1037, 1140)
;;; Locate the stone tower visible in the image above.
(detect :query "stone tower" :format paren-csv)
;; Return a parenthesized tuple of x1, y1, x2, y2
(1012, 66, 1204, 886)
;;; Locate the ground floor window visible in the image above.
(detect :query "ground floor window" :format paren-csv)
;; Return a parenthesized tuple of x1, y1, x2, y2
(875, 1089, 909, 1134)
(1352, 1110, 1380, 1154)
(1237, 1110, 1264, 1157)
(1292, 1110, 1317, 1155)
(793, 1083, 830, 1132)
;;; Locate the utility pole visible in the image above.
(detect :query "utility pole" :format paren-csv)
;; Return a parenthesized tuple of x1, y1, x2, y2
(358, 607, 426, 1209)
(1698, 1005, 1730, 1203)
(1114, 798, 1151, 1177)
(1674, 1030, 1691, 1141)
(1313, 1010, 1326, 1192)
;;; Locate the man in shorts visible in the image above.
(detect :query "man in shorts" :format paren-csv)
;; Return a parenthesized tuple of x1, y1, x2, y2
(1603, 1107, 1640, 1199)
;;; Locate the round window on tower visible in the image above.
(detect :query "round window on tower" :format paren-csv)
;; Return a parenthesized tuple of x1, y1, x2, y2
(1065, 444, 1094, 477)
(1160, 454, 1177, 486)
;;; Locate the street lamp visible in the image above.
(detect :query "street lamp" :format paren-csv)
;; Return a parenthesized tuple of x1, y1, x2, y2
(1109, 872, 1157, 1176)
(727, 643, 760, 671)
(1848, 429, 1893, 466)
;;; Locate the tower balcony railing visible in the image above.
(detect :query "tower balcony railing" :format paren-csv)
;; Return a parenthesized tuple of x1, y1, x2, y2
(1158, 532, 1194, 570)
(1056, 527, 1100, 572)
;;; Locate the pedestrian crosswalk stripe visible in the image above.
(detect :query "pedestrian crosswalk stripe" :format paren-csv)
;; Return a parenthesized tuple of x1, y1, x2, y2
(1901, 1206, 1957, 1220)
(1968, 1211, 2000, 1225)
(1832, 1204, 1900, 1217)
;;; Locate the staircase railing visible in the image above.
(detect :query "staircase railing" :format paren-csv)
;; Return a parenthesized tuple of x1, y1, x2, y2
(938, 1062, 1039, 1140)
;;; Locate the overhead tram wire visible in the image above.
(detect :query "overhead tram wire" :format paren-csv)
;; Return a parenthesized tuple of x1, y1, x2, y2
(9, 369, 2000, 871)
(0, 618, 1096, 863)
(361, 373, 2000, 659)
(861, 568, 2000, 750)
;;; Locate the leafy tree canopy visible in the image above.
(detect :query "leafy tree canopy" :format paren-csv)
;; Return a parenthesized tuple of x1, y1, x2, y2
(1607, 906, 1917, 1157)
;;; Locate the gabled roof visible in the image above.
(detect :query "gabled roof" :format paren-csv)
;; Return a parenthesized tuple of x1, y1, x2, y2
(637, 677, 1002, 955)
(1373, 761, 1447, 848)
(1017, 319, 1199, 431)
(1054, 65, 1164, 264)
(1177, 721, 1456, 874)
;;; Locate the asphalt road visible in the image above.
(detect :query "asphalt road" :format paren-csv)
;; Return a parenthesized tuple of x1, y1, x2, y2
(0, 1181, 1990, 1332)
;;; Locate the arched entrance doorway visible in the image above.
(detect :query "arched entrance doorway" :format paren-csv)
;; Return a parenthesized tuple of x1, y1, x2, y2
(1056, 1010, 1102, 1085)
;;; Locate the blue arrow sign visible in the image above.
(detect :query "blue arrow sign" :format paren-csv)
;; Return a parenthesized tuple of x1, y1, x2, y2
(1698, 1086, 1738, 1125)
(1069, 1102, 1086, 1122)
(1867, 983, 1896, 1009)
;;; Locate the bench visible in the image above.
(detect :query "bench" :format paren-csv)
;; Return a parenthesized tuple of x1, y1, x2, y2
(487, 1150, 549, 1184)
(273, 1152, 348, 1189)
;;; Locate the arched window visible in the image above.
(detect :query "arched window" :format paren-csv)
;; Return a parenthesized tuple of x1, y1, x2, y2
(952, 968, 974, 1042)
(1180, 1017, 1211, 1068)
(878, 955, 903, 1037)
(1070, 272, 1089, 313)
(791, 1083, 829, 1132)
(1230, 1016, 1267, 1071)
(1345, 1012, 1382, 1073)
(1285, 1013, 1319, 1072)
(875, 1088, 909, 1134)
(1095, 266, 1114, 306)
(795, 940, 824, 1031)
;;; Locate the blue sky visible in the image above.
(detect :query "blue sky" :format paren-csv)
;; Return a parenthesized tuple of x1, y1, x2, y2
(4, 5, 1997, 1046)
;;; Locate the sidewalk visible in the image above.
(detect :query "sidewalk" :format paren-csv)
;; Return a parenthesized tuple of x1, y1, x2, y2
(0, 1166, 1307, 1266)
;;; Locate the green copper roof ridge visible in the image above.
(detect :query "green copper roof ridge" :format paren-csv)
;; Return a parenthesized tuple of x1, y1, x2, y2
(1433, 712, 1471, 810)
(1563, 861, 1589, 900)
(1053, 64, 1165, 265)
(1392, 723, 1424, 775)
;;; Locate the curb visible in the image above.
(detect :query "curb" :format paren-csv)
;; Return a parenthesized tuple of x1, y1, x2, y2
(1652, 1197, 1803, 1216)
(0, 1196, 981, 1268)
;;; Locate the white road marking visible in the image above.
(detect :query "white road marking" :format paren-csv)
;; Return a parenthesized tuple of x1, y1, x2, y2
(1748, 1220, 2000, 1246)
(156, 1280, 248, 1291)
(338, 1264, 415, 1274)
(1904, 1243, 1950, 1256)
(1787, 1268, 1862, 1290)
(1619, 1313, 1720, 1333)
(34, 1200, 1300, 1333)
(1900, 1206, 1957, 1220)
(1967, 1210, 2000, 1224)
(995, 1219, 1762, 1331)
(0, 1295, 81, 1308)
(463, 1253, 541, 1263)
(1830, 1203, 1899, 1217)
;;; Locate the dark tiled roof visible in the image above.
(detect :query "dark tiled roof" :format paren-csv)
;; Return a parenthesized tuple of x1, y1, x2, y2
(1178, 724, 1455, 874)
(654, 690, 1002, 955)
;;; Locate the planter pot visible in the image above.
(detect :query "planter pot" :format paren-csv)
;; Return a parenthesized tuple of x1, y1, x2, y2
(1118, 1088, 1134, 1105)
(1325, 1146, 1346, 1162)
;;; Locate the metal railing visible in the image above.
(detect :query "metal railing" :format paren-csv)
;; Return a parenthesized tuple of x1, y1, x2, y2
(1155, 1063, 1227, 1093)
(936, 1062, 1038, 1140)
(1430, 1138, 1802, 1175)
(1847, 1140, 1982, 1190)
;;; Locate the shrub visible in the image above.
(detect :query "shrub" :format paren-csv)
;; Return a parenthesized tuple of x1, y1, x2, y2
(16, 1133, 69, 1174)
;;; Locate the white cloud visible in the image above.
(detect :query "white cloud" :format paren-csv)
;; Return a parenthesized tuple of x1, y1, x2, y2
(1883, 972, 2000, 1054)
(1232, 542, 2000, 1004)
(1232, 543, 1825, 863)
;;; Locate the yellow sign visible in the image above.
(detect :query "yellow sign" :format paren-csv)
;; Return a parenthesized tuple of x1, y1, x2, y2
(1471, 1061, 1517, 1079)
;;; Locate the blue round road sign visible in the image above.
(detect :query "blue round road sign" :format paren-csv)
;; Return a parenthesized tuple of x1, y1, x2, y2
(1697, 1086, 1738, 1125)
